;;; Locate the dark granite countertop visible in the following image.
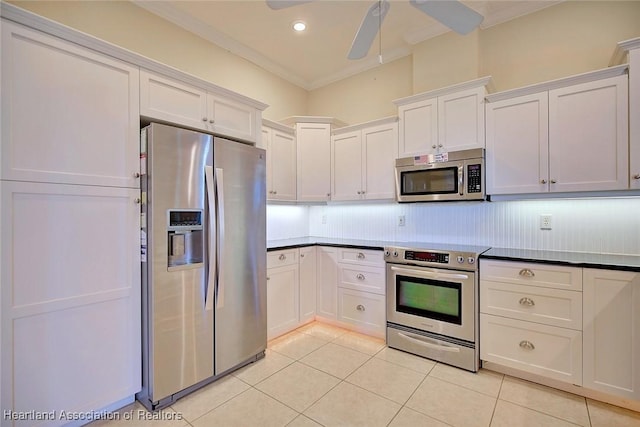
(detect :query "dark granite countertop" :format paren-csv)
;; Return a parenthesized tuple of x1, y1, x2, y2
(482, 247, 640, 272)
(267, 237, 391, 251)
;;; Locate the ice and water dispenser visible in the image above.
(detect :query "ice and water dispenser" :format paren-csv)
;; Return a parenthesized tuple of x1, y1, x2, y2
(167, 210, 204, 270)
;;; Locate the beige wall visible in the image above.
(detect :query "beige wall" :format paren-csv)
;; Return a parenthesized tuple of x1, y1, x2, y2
(9, 1, 640, 125)
(9, 0, 308, 121)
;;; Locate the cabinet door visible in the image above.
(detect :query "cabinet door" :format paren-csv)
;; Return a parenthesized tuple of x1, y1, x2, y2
(549, 75, 629, 192)
(438, 86, 486, 152)
(268, 129, 296, 201)
(299, 247, 317, 324)
(208, 94, 259, 143)
(583, 269, 640, 400)
(337, 288, 386, 338)
(1, 181, 141, 419)
(266, 264, 299, 340)
(398, 98, 438, 157)
(630, 48, 640, 190)
(332, 131, 363, 201)
(316, 247, 338, 320)
(485, 92, 549, 195)
(140, 69, 208, 131)
(362, 122, 398, 200)
(296, 123, 331, 201)
(2, 22, 140, 188)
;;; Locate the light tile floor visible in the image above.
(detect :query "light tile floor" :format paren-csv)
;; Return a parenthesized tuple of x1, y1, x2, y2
(91, 322, 640, 427)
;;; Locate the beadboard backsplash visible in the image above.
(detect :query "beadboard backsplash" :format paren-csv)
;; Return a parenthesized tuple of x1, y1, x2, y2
(267, 197, 640, 255)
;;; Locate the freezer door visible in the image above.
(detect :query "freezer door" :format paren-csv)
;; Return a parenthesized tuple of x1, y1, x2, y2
(211, 138, 267, 375)
(145, 123, 214, 403)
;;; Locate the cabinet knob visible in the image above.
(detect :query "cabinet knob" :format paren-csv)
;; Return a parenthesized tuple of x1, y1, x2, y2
(357, 191, 362, 195)
(209, 119, 215, 124)
(432, 145, 437, 149)
(327, 193, 331, 197)
(633, 174, 640, 180)
(518, 297, 535, 307)
(540, 179, 547, 184)
(519, 340, 535, 350)
(133, 172, 141, 178)
(273, 191, 277, 195)
(202, 117, 208, 122)
(550, 179, 557, 184)
(300, 254, 305, 258)
(279, 254, 286, 261)
(357, 252, 365, 260)
(356, 304, 365, 312)
(518, 268, 535, 278)
(356, 273, 365, 280)
(267, 276, 270, 281)
(134, 198, 141, 204)
(438, 144, 443, 148)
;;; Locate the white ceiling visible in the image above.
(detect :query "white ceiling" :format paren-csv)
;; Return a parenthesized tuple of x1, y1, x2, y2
(134, 0, 562, 90)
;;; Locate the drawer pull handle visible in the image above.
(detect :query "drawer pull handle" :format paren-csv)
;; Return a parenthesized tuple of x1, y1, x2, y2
(519, 340, 535, 350)
(356, 273, 366, 280)
(356, 304, 365, 311)
(519, 297, 535, 307)
(279, 254, 286, 261)
(300, 254, 305, 258)
(519, 268, 535, 277)
(357, 252, 365, 260)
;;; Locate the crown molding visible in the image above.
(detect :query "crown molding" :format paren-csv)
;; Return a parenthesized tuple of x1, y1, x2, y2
(609, 37, 640, 66)
(479, 1, 563, 29)
(393, 76, 492, 106)
(332, 116, 398, 135)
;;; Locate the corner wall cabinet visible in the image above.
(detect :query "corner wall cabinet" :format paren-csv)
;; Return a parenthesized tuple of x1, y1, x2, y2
(619, 39, 640, 190)
(486, 66, 629, 195)
(394, 77, 490, 157)
(1, 21, 141, 423)
(140, 70, 262, 144)
(262, 121, 296, 201)
(331, 118, 398, 201)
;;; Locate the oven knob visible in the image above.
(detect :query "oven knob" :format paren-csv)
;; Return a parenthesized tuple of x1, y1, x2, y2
(392, 251, 399, 258)
(384, 250, 390, 257)
(467, 256, 476, 264)
(457, 256, 464, 264)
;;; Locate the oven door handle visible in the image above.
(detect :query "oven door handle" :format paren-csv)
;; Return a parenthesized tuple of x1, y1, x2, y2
(390, 266, 469, 281)
(398, 332, 461, 353)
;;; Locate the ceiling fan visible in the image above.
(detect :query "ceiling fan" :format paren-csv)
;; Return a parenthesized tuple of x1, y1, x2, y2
(266, 0, 484, 60)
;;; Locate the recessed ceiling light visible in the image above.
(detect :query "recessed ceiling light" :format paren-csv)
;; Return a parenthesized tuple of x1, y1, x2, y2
(292, 21, 306, 32)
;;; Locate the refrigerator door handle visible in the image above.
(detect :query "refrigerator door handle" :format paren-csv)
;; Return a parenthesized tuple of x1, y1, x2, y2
(204, 166, 216, 311)
(215, 167, 226, 309)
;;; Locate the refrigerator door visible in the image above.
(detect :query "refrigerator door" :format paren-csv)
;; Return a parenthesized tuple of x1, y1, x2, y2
(210, 138, 267, 375)
(146, 124, 214, 403)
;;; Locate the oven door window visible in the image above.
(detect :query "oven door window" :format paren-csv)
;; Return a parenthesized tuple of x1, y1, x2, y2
(400, 167, 458, 196)
(396, 275, 462, 325)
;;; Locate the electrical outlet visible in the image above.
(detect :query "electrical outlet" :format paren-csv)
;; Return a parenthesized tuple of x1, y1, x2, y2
(540, 214, 552, 230)
(398, 215, 406, 227)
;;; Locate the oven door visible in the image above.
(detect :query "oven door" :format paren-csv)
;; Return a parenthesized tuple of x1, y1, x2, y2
(386, 264, 476, 342)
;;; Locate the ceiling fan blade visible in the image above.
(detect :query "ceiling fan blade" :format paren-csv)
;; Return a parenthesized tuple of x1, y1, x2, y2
(348, 0, 391, 60)
(410, 0, 483, 35)
(266, 0, 313, 10)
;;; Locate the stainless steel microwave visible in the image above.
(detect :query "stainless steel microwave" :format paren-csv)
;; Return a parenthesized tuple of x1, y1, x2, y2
(395, 148, 485, 202)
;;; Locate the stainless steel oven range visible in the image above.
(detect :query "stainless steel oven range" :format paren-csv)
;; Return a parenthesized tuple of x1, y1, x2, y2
(385, 243, 490, 372)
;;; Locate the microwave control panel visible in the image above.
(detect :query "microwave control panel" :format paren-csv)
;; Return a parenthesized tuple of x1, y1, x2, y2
(467, 164, 482, 193)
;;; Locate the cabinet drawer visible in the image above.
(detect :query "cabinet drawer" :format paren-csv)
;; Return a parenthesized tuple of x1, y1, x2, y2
(480, 281, 582, 330)
(480, 314, 582, 385)
(337, 248, 384, 267)
(338, 265, 385, 295)
(480, 260, 582, 291)
(267, 249, 298, 268)
(337, 289, 385, 336)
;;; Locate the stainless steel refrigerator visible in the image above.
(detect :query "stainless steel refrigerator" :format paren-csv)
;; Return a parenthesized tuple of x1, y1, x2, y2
(137, 123, 267, 410)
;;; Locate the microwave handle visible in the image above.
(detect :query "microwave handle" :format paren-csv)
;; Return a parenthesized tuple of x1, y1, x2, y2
(458, 164, 464, 196)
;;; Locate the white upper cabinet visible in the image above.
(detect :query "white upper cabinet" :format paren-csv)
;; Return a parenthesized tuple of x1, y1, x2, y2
(285, 118, 346, 202)
(140, 70, 261, 144)
(1, 22, 140, 188)
(629, 43, 640, 189)
(332, 118, 398, 201)
(486, 66, 629, 195)
(262, 122, 296, 201)
(394, 77, 490, 157)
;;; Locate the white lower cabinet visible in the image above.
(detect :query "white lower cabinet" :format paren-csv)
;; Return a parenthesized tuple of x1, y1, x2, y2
(480, 259, 583, 386)
(1, 181, 141, 424)
(583, 268, 640, 400)
(316, 247, 339, 320)
(336, 248, 386, 338)
(267, 249, 299, 340)
(299, 247, 317, 324)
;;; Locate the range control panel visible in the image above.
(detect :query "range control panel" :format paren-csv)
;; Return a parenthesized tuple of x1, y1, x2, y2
(384, 245, 486, 272)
